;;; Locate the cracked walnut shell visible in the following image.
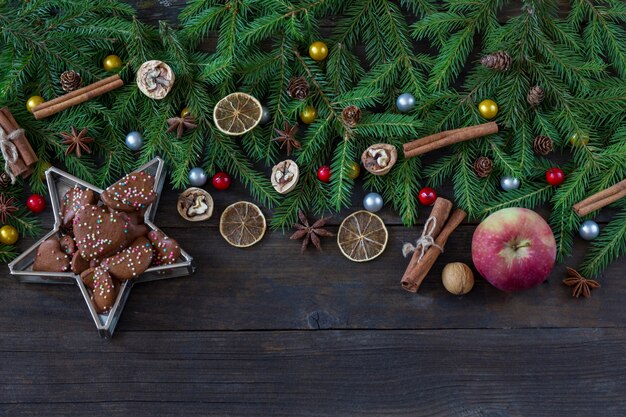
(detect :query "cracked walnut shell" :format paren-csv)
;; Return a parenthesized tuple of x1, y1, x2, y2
(137, 60, 175, 100)
(177, 188, 214, 222)
(271, 160, 299, 194)
(361, 144, 397, 176)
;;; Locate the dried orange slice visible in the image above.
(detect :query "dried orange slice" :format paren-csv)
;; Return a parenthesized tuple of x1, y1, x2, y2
(337, 210, 388, 262)
(219, 201, 266, 248)
(213, 92, 262, 136)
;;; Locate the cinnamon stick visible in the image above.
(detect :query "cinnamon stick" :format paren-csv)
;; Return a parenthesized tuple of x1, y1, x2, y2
(573, 179, 626, 217)
(403, 125, 475, 153)
(33, 75, 124, 120)
(0, 109, 29, 176)
(401, 208, 467, 293)
(403, 122, 498, 159)
(0, 108, 37, 166)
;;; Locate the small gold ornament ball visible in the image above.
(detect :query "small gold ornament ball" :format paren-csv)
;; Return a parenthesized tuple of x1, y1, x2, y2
(300, 106, 317, 124)
(180, 107, 191, 118)
(103, 54, 123, 72)
(569, 132, 589, 147)
(26, 96, 45, 113)
(38, 161, 52, 180)
(309, 41, 329, 61)
(442, 262, 474, 295)
(346, 161, 360, 180)
(0, 225, 19, 245)
(478, 99, 499, 119)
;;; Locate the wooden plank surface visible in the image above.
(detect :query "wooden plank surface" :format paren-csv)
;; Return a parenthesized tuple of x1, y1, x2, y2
(1, 1, 625, 416)
(1, 329, 625, 416)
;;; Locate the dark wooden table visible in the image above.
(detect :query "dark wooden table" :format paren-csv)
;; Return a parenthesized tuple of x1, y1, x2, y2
(1, 2, 625, 416)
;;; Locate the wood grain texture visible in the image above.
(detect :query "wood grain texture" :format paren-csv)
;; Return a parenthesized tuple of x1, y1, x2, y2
(1, 329, 625, 416)
(1, 1, 625, 415)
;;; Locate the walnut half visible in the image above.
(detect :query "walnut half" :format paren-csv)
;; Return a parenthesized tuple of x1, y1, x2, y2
(361, 143, 398, 176)
(271, 160, 299, 194)
(177, 188, 214, 222)
(136, 60, 175, 100)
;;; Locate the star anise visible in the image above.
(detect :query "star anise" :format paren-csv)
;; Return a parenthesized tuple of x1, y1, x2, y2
(273, 122, 301, 156)
(563, 267, 600, 298)
(0, 193, 18, 224)
(290, 209, 334, 253)
(60, 127, 93, 157)
(167, 115, 197, 139)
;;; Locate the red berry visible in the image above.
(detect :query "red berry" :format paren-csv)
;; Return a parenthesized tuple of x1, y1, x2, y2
(26, 194, 46, 213)
(212, 172, 231, 190)
(546, 167, 565, 186)
(317, 165, 331, 183)
(418, 187, 437, 205)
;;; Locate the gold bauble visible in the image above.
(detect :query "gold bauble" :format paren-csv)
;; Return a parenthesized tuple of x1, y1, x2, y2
(569, 132, 589, 147)
(181, 107, 191, 118)
(478, 99, 499, 120)
(26, 96, 45, 113)
(346, 161, 360, 180)
(442, 262, 474, 295)
(103, 54, 123, 72)
(309, 41, 329, 61)
(38, 161, 52, 181)
(0, 225, 19, 245)
(300, 106, 317, 124)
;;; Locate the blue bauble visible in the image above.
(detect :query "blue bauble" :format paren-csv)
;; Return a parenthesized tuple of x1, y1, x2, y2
(579, 220, 600, 241)
(396, 93, 415, 113)
(125, 131, 143, 151)
(260, 106, 271, 124)
(363, 192, 384, 212)
(189, 167, 208, 187)
(500, 176, 520, 191)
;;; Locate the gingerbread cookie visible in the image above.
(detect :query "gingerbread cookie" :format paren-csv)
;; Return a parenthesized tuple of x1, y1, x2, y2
(32, 238, 70, 272)
(60, 186, 96, 228)
(148, 230, 181, 265)
(81, 267, 116, 313)
(59, 235, 76, 256)
(120, 211, 149, 247)
(101, 237, 153, 281)
(73, 204, 129, 261)
(71, 251, 92, 274)
(100, 171, 156, 212)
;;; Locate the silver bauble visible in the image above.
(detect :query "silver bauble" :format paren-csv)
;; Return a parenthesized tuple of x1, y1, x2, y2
(189, 167, 208, 187)
(579, 220, 600, 241)
(260, 106, 271, 124)
(125, 131, 143, 151)
(363, 192, 384, 212)
(500, 176, 520, 191)
(396, 93, 416, 113)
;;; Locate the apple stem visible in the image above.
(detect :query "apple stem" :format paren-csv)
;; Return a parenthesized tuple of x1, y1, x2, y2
(513, 242, 531, 250)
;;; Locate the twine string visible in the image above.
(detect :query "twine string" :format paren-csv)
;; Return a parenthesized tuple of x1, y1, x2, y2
(402, 216, 443, 262)
(0, 127, 24, 184)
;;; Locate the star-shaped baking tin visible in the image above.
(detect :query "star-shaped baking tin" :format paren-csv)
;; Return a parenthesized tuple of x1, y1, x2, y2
(8, 157, 194, 338)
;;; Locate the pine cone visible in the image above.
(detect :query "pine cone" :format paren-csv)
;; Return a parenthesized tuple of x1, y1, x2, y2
(0, 172, 10, 188)
(527, 85, 544, 107)
(473, 156, 493, 178)
(287, 77, 310, 100)
(341, 105, 361, 127)
(533, 135, 553, 155)
(480, 51, 511, 71)
(60, 70, 82, 92)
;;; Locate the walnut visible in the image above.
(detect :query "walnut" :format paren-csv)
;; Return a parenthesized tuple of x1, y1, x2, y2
(361, 144, 397, 176)
(271, 160, 299, 194)
(441, 262, 474, 295)
(177, 188, 213, 222)
(136, 60, 175, 100)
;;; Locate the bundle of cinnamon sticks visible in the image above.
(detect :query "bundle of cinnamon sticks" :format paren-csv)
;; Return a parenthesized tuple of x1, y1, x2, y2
(0, 107, 38, 180)
(401, 197, 467, 293)
(403, 122, 499, 159)
(33, 74, 124, 120)
(573, 179, 626, 217)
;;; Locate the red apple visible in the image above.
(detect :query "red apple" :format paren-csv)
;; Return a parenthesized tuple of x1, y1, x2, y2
(471, 207, 556, 292)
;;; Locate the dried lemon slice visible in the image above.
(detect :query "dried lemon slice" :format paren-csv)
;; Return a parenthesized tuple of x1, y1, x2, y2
(337, 210, 388, 262)
(213, 92, 262, 136)
(219, 201, 266, 247)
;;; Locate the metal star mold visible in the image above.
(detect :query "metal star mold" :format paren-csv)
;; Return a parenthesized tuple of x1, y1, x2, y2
(8, 157, 194, 338)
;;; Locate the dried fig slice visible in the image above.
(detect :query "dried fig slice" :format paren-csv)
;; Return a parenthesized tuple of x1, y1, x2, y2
(271, 160, 299, 194)
(361, 144, 397, 176)
(177, 188, 214, 222)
